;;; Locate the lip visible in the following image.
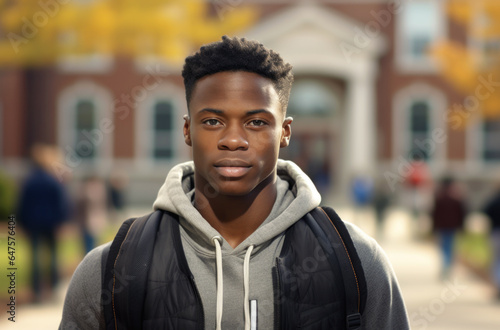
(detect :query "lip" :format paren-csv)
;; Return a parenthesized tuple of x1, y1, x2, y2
(214, 159, 252, 167)
(213, 159, 252, 178)
(214, 166, 251, 178)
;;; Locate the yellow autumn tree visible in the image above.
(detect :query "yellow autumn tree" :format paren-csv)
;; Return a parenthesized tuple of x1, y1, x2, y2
(0, 0, 257, 67)
(432, 0, 500, 119)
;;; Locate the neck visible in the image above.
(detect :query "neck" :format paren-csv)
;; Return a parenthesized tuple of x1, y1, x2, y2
(194, 174, 277, 248)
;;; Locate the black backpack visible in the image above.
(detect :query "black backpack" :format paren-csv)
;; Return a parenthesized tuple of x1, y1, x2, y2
(101, 206, 367, 329)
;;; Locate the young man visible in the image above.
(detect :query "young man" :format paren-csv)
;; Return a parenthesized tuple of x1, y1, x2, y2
(60, 36, 409, 329)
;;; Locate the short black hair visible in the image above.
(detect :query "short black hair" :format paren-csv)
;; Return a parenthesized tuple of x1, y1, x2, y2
(182, 35, 294, 113)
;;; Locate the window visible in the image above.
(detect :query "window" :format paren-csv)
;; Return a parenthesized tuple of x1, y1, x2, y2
(408, 100, 430, 161)
(58, 81, 113, 163)
(287, 80, 339, 117)
(482, 119, 500, 161)
(153, 101, 174, 160)
(135, 83, 185, 165)
(397, 1, 444, 70)
(393, 84, 446, 165)
(74, 99, 97, 159)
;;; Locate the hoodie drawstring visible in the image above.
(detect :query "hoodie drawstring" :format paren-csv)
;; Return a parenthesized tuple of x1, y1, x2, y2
(212, 236, 223, 330)
(211, 237, 255, 330)
(243, 245, 254, 330)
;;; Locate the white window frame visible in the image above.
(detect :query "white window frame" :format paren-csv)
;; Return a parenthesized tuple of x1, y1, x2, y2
(393, 83, 447, 168)
(395, 0, 447, 74)
(135, 83, 187, 169)
(58, 80, 114, 170)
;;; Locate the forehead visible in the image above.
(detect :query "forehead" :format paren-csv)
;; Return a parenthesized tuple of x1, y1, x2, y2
(189, 71, 281, 114)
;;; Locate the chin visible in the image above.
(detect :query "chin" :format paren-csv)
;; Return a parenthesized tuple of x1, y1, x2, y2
(212, 182, 255, 197)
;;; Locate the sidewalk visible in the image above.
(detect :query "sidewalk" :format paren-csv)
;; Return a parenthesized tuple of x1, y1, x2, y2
(1, 207, 499, 329)
(0, 280, 67, 329)
(337, 206, 500, 330)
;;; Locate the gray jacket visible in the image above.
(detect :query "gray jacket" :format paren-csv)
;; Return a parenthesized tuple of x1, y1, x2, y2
(59, 160, 409, 329)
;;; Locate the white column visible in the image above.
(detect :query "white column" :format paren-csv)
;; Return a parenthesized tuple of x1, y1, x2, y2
(343, 60, 377, 177)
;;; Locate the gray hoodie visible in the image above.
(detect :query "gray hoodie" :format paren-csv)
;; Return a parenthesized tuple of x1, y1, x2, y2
(60, 160, 409, 329)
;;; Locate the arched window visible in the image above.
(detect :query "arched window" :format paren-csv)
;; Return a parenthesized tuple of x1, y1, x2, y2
(135, 83, 186, 165)
(393, 83, 446, 164)
(58, 81, 113, 164)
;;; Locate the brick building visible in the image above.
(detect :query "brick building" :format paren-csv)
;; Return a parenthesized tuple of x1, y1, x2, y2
(1, 0, 498, 207)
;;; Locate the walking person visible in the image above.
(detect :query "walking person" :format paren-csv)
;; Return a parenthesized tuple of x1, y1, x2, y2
(75, 175, 108, 254)
(430, 176, 466, 279)
(483, 182, 500, 299)
(17, 144, 71, 302)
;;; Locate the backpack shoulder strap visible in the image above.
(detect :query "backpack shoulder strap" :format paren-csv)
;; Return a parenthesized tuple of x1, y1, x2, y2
(308, 206, 367, 330)
(102, 210, 165, 330)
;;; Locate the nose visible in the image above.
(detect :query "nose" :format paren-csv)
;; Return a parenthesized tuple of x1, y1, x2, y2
(218, 124, 249, 151)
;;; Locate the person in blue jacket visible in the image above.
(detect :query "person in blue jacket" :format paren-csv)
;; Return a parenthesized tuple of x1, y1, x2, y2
(17, 144, 71, 302)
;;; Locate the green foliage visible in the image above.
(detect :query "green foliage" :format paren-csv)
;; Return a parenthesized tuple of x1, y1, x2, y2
(0, 170, 16, 221)
(456, 231, 493, 270)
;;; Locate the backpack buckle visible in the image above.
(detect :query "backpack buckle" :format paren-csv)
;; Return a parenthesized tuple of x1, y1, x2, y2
(346, 313, 361, 329)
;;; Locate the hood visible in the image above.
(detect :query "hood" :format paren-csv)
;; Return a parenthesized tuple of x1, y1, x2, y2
(152, 159, 321, 254)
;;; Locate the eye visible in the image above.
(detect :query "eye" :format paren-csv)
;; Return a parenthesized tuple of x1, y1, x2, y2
(203, 119, 221, 126)
(248, 119, 267, 127)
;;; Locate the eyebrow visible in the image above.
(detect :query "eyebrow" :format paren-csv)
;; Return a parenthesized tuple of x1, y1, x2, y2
(198, 108, 223, 115)
(197, 108, 272, 116)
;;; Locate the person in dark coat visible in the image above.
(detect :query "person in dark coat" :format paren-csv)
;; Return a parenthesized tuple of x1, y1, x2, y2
(483, 183, 500, 299)
(431, 176, 466, 278)
(17, 144, 71, 302)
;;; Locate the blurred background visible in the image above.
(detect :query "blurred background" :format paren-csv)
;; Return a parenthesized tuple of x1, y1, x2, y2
(1, 0, 500, 328)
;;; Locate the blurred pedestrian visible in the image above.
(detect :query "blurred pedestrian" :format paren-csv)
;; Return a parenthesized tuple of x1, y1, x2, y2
(17, 144, 71, 302)
(106, 170, 128, 223)
(350, 174, 374, 226)
(431, 176, 466, 279)
(76, 175, 108, 254)
(483, 183, 500, 299)
(407, 160, 431, 222)
(351, 174, 373, 208)
(373, 180, 391, 240)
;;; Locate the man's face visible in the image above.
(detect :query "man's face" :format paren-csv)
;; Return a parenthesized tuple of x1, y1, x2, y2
(184, 71, 292, 197)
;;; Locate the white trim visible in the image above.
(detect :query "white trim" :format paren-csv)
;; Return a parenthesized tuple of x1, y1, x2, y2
(392, 82, 447, 170)
(395, 0, 447, 74)
(57, 80, 114, 172)
(245, 3, 387, 60)
(57, 54, 114, 74)
(134, 57, 181, 76)
(135, 82, 187, 170)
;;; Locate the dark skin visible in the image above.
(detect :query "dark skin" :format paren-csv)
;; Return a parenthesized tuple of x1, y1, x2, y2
(183, 71, 292, 248)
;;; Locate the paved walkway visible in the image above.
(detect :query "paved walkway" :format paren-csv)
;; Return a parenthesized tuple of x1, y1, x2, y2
(2, 207, 499, 329)
(338, 207, 500, 330)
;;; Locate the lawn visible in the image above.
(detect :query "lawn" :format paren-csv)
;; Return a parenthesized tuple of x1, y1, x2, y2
(0, 221, 121, 304)
(456, 231, 493, 278)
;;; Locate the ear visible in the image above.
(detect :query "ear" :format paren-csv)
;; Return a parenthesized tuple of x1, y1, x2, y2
(183, 115, 192, 146)
(280, 117, 293, 148)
